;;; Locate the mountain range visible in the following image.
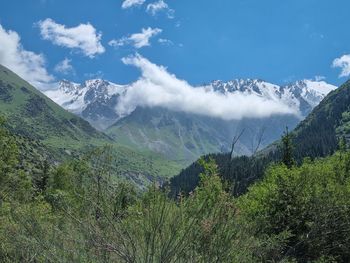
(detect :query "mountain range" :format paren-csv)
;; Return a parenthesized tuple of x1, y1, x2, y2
(43, 78, 336, 166)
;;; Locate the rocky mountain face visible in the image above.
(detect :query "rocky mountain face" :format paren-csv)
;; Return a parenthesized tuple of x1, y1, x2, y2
(44, 78, 336, 166)
(45, 79, 127, 130)
(208, 79, 335, 116)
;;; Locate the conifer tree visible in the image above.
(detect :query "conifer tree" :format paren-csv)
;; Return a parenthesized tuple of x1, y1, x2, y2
(281, 127, 295, 168)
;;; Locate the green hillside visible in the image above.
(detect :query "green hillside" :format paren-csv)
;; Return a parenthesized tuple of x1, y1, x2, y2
(0, 64, 180, 185)
(0, 64, 110, 155)
(287, 79, 350, 159)
(106, 107, 231, 166)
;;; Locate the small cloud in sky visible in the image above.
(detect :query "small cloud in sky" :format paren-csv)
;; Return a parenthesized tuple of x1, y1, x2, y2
(109, 27, 162, 49)
(84, 70, 104, 79)
(158, 38, 173, 45)
(314, 75, 326, 82)
(54, 58, 74, 75)
(309, 32, 325, 40)
(0, 23, 54, 89)
(116, 54, 298, 120)
(332, 54, 350, 77)
(121, 0, 145, 9)
(37, 18, 105, 58)
(146, 0, 175, 18)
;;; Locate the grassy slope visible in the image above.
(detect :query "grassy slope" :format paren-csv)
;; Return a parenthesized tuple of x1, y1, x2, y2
(108, 122, 220, 164)
(106, 106, 302, 170)
(0, 65, 181, 184)
(0, 65, 109, 152)
(106, 107, 232, 167)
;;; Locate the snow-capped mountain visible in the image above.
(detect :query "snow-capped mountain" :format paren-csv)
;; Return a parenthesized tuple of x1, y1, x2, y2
(43, 78, 336, 165)
(45, 79, 127, 129)
(208, 79, 336, 117)
(46, 78, 336, 128)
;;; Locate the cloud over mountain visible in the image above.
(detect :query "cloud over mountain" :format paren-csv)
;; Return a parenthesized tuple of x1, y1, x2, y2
(0, 23, 53, 89)
(117, 54, 298, 120)
(333, 54, 350, 77)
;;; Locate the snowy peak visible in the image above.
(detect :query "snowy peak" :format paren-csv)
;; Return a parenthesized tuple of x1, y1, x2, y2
(209, 78, 336, 117)
(210, 79, 279, 95)
(44, 77, 337, 131)
(84, 79, 107, 88)
(58, 79, 81, 94)
(51, 79, 126, 112)
(285, 80, 336, 110)
(294, 80, 336, 95)
(44, 79, 127, 130)
(286, 80, 335, 98)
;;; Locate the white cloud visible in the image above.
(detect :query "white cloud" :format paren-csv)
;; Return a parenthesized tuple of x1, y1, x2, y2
(108, 39, 125, 47)
(314, 75, 326, 82)
(109, 27, 162, 49)
(54, 58, 74, 75)
(146, 0, 174, 18)
(146, 0, 167, 15)
(332, 54, 350, 77)
(121, 0, 145, 9)
(84, 70, 104, 79)
(158, 38, 173, 45)
(38, 18, 105, 58)
(116, 54, 297, 120)
(0, 24, 54, 89)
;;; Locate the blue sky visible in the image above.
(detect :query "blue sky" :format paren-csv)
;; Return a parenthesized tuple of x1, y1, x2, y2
(0, 0, 350, 87)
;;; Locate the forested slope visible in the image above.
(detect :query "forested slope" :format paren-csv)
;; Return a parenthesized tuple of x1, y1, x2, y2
(170, 80, 350, 196)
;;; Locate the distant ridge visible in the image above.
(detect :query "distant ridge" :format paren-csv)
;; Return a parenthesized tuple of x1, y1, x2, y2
(44, 77, 336, 166)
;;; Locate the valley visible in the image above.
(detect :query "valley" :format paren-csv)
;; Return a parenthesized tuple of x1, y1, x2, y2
(1, 1, 350, 261)
(43, 77, 335, 166)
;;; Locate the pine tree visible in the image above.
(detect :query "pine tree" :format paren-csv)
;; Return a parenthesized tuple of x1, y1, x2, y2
(339, 136, 347, 153)
(281, 127, 295, 168)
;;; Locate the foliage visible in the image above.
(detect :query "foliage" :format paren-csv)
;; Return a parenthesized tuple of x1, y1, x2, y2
(281, 127, 295, 168)
(238, 151, 350, 262)
(3, 75, 350, 262)
(170, 80, 350, 196)
(0, 130, 260, 262)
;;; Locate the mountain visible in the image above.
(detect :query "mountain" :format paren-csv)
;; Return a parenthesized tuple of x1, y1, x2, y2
(107, 106, 240, 165)
(0, 66, 111, 157)
(43, 78, 335, 166)
(45, 79, 127, 130)
(209, 79, 335, 116)
(280, 78, 350, 159)
(169, 79, 350, 197)
(0, 64, 181, 187)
